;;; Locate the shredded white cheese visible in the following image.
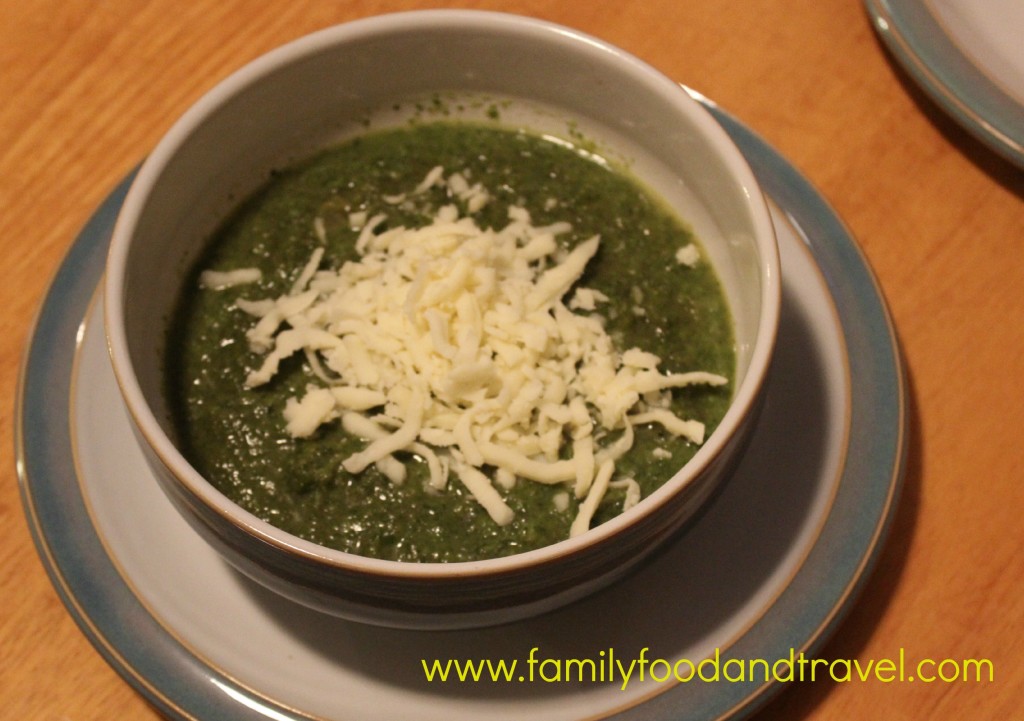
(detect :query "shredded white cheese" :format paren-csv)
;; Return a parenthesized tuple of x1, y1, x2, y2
(199, 267, 262, 290)
(208, 167, 726, 539)
(675, 242, 701, 267)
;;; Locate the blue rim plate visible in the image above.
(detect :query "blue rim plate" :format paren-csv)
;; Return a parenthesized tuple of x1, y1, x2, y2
(16, 100, 907, 721)
(865, 0, 1024, 168)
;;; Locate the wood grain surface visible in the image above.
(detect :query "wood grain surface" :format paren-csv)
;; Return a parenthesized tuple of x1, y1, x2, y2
(3, 1, 1022, 719)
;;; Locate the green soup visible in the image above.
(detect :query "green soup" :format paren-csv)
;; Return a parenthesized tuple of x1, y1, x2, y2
(166, 122, 734, 562)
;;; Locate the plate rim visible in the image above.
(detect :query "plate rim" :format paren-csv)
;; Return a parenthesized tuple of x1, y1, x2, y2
(864, 0, 1024, 167)
(15, 101, 908, 721)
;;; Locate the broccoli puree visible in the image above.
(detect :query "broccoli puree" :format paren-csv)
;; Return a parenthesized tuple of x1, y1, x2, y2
(166, 122, 734, 563)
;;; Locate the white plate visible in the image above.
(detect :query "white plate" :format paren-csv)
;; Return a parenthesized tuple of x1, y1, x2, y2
(866, 0, 1024, 167)
(17, 101, 907, 720)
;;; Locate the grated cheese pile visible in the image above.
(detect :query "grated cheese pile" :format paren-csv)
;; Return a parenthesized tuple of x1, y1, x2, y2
(206, 167, 727, 539)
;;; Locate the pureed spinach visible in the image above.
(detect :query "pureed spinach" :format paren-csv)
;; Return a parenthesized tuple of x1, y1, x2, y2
(166, 122, 734, 562)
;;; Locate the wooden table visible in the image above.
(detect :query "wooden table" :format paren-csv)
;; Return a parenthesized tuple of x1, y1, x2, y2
(3, 1, 1022, 718)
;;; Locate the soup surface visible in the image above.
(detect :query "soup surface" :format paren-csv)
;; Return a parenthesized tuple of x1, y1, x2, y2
(166, 122, 734, 562)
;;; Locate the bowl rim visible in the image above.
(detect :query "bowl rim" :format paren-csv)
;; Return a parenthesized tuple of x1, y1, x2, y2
(104, 8, 781, 581)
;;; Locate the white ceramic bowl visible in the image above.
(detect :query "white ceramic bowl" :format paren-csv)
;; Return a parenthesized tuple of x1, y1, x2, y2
(105, 10, 780, 629)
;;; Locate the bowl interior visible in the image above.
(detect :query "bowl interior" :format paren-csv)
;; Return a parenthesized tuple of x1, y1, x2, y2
(107, 11, 776, 571)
